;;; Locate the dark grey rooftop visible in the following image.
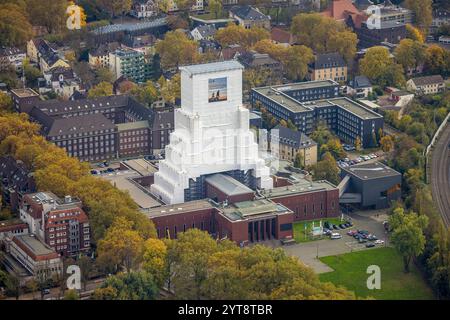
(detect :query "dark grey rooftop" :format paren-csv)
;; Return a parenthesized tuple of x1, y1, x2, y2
(271, 125, 317, 149)
(313, 52, 346, 69)
(14, 234, 55, 256)
(230, 5, 269, 21)
(341, 162, 401, 180)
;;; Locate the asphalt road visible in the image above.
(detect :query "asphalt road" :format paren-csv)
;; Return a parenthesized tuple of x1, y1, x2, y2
(430, 124, 450, 227)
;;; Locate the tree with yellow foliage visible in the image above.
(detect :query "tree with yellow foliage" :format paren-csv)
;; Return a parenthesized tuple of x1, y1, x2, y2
(97, 217, 145, 273)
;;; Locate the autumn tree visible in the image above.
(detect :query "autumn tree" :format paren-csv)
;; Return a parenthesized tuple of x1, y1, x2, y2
(155, 30, 199, 70)
(88, 81, 113, 98)
(310, 152, 340, 185)
(208, 0, 223, 19)
(405, 24, 424, 43)
(215, 23, 269, 48)
(424, 45, 450, 76)
(290, 13, 358, 63)
(97, 216, 145, 273)
(96, 0, 132, 18)
(380, 135, 394, 152)
(0, 3, 32, 47)
(26, 0, 67, 34)
(359, 46, 405, 88)
(159, 73, 180, 104)
(389, 207, 428, 273)
(130, 80, 159, 107)
(95, 67, 115, 84)
(394, 39, 427, 74)
(293, 152, 304, 169)
(404, 0, 433, 35)
(92, 271, 158, 300)
(142, 238, 167, 287)
(0, 92, 13, 114)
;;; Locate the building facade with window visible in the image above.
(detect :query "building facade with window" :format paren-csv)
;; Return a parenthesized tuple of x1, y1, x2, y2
(251, 81, 384, 148)
(19, 192, 91, 257)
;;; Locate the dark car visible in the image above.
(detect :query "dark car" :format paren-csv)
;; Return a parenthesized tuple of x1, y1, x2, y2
(333, 225, 339, 230)
(366, 242, 375, 248)
(43, 288, 51, 295)
(324, 222, 331, 229)
(368, 235, 378, 241)
(106, 168, 115, 173)
(358, 238, 368, 243)
(339, 224, 346, 229)
(346, 221, 353, 227)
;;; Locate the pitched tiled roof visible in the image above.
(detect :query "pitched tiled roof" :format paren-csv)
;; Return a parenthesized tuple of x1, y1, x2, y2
(322, 0, 367, 28)
(313, 52, 346, 69)
(349, 75, 371, 88)
(230, 5, 269, 21)
(270, 28, 293, 44)
(411, 75, 444, 86)
(271, 125, 317, 149)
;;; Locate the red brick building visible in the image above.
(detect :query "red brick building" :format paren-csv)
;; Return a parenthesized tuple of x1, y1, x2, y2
(19, 192, 91, 257)
(147, 198, 294, 246)
(263, 180, 340, 221)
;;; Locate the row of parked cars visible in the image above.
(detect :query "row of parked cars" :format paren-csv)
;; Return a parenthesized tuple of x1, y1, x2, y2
(323, 220, 353, 239)
(347, 229, 385, 247)
(338, 153, 380, 168)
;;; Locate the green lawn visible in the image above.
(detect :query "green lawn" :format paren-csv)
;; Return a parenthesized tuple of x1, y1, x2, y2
(319, 247, 435, 300)
(293, 217, 344, 243)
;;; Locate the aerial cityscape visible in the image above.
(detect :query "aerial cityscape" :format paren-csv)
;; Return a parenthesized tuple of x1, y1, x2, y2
(0, 0, 449, 306)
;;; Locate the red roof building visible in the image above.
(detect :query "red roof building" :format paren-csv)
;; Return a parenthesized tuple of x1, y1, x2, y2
(321, 0, 367, 28)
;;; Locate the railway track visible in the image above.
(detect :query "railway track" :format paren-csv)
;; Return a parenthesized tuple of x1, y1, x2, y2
(430, 125, 450, 227)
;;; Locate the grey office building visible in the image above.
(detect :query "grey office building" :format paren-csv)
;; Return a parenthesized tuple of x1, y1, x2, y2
(251, 80, 384, 148)
(339, 162, 401, 209)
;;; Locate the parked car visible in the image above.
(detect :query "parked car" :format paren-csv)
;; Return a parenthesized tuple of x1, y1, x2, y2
(346, 221, 353, 227)
(106, 168, 115, 173)
(358, 237, 368, 243)
(369, 153, 377, 158)
(368, 234, 378, 241)
(347, 230, 357, 236)
(90, 170, 99, 175)
(333, 225, 339, 230)
(374, 240, 385, 245)
(324, 222, 331, 229)
(339, 224, 346, 229)
(330, 233, 342, 239)
(366, 242, 375, 248)
(43, 288, 51, 295)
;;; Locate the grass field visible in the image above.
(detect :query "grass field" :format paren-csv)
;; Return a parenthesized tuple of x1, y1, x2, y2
(319, 247, 435, 300)
(293, 217, 344, 243)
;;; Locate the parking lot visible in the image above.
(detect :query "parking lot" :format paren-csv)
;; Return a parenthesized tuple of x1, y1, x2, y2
(282, 209, 390, 273)
(337, 151, 385, 169)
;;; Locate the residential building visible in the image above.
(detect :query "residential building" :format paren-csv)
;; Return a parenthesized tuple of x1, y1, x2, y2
(19, 192, 90, 256)
(121, 34, 156, 56)
(309, 52, 348, 82)
(168, 0, 203, 12)
(229, 5, 271, 29)
(430, 8, 450, 35)
(130, 0, 158, 19)
(88, 42, 120, 68)
(109, 48, 149, 83)
(269, 125, 318, 167)
(238, 51, 283, 77)
(347, 75, 373, 99)
(5, 234, 63, 277)
(190, 25, 217, 41)
(0, 219, 29, 241)
(0, 47, 26, 72)
(0, 156, 37, 213)
(27, 39, 70, 72)
(251, 80, 384, 148)
(406, 75, 445, 95)
(40, 67, 81, 99)
(340, 161, 401, 209)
